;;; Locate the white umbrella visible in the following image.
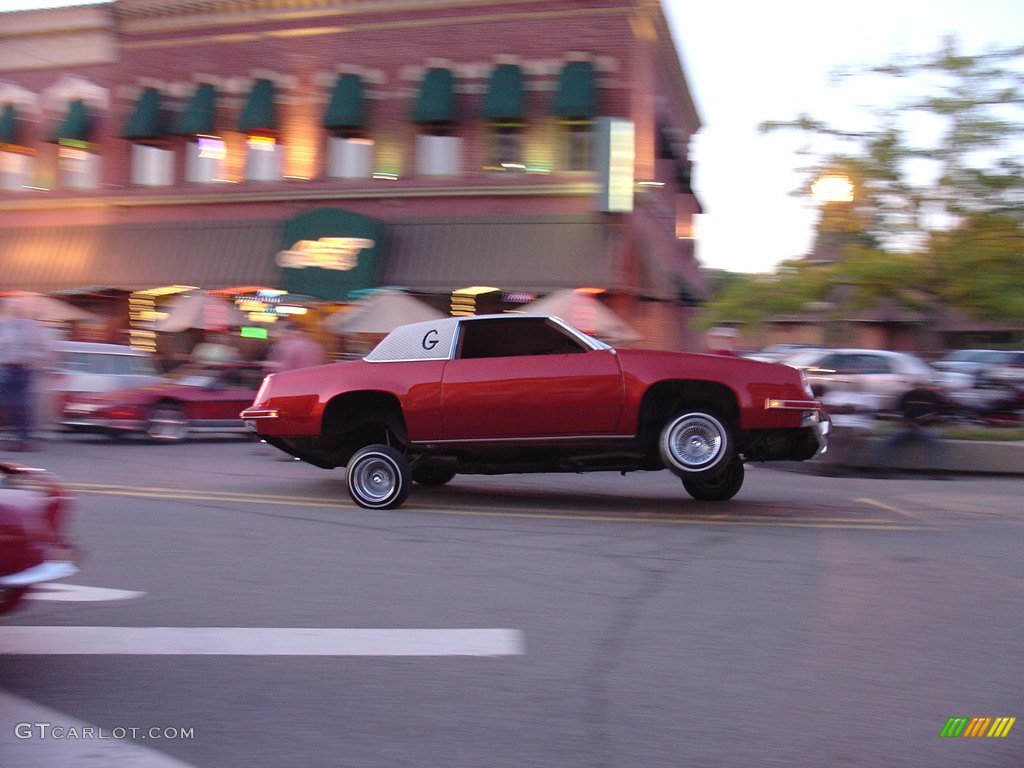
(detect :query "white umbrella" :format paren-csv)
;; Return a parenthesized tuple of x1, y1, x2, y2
(152, 290, 247, 332)
(522, 289, 640, 346)
(3, 292, 100, 323)
(323, 289, 445, 335)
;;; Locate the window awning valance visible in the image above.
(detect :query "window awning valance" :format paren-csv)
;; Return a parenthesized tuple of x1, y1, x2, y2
(553, 61, 596, 118)
(175, 83, 217, 136)
(50, 99, 91, 144)
(324, 74, 365, 130)
(239, 78, 277, 134)
(0, 103, 21, 145)
(122, 87, 165, 141)
(481, 64, 524, 121)
(413, 68, 456, 124)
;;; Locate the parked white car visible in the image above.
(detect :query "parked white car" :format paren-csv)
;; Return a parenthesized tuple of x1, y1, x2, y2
(46, 342, 163, 417)
(785, 348, 972, 412)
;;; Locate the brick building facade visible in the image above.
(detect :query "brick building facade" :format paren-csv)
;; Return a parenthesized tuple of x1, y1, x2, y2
(0, 0, 706, 350)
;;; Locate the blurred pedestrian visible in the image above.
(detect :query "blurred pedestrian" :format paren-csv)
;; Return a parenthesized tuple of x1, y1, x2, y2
(0, 299, 57, 451)
(878, 385, 949, 476)
(191, 329, 241, 364)
(266, 321, 326, 372)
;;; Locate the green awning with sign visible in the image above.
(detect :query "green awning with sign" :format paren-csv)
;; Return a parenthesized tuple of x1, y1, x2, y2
(553, 61, 596, 118)
(280, 208, 382, 301)
(0, 104, 20, 145)
(412, 68, 456, 123)
(481, 64, 524, 121)
(175, 83, 216, 136)
(50, 99, 91, 143)
(122, 87, 165, 141)
(324, 74, 365, 130)
(239, 78, 277, 134)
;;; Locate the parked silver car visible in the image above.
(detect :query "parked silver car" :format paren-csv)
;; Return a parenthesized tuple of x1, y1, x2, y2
(785, 348, 971, 412)
(48, 342, 163, 411)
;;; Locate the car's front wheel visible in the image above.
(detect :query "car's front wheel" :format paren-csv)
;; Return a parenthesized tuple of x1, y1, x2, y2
(345, 444, 412, 510)
(0, 586, 28, 615)
(659, 410, 732, 478)
(146, 402, 189, 443)
(682, 461, 745, 501)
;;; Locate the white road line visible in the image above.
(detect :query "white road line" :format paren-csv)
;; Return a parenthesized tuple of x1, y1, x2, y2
(0, 627, 525, 656)
(25, 584, 146, 602)
(0, 692, 198, 768)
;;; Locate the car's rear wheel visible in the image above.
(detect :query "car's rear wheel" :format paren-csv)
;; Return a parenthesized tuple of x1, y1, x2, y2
(147, 402, 189, 443)
(682, 461, 745, 501)
(346, 444, 412, 510)
(659, 410, 732, 478)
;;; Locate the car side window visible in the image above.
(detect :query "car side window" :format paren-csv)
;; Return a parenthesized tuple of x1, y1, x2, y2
(458, 319, 587, 360)
(856, 355, 891, 374)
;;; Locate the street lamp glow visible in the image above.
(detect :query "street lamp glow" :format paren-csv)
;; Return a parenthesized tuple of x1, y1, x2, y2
(811, 174, 854, 202)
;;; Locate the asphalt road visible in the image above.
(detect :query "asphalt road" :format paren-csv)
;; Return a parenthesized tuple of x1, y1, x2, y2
(2, 435, 1023, 767)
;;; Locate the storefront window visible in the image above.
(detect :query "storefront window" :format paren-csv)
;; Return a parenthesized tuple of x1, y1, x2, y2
(487, 122, 524, 170)
(57, 140, 100, 189)
(185, 135, 225, 184)
(562, 119, 594, 171)
(244, 135, 283, 182)
(1, 149, 32, 191)
(130, 144, 173, 186)
(327, 132, 374, 179)
(416, 125, 462, 176)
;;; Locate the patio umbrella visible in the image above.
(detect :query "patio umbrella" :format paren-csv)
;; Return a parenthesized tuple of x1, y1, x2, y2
(323, 289, 445, 335)
(3, 292, 100, 323)
(522, 289, 640, 346)
(152, 290, 247, 332)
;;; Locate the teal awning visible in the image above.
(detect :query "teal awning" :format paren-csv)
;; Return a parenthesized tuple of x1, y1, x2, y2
(412, 68, 456, 123)
(50, 99, 91, 143)
(0, 103, 21, 145)
(324, 74, 365, 130)
(239, 78, 277, 133)
(553, 61, 596, 118)
(481, 64, 524, 121)
(175, 83, 216, 136)
(122, 87, 165, 141)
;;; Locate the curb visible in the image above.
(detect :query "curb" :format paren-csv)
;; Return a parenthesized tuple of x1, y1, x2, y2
(777, 428, 1024, 477)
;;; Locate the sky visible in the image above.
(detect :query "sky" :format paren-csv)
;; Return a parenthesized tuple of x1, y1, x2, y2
(3, 0, 1023, 273)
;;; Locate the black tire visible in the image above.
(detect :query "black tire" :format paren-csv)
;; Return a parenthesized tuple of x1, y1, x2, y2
(147, 402, 189, 443)
(0, 586, 29, 615)
(412, 464, 456, 487)
(345, 444, 412, 510)
(659, 410, 732, 478)
(682, 461, 745, 501)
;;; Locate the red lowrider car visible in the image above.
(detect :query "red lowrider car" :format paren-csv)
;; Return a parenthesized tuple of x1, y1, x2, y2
(0, 462, 77, 615)
(242, 315, 829, 509)
(62, 362, 267, 442)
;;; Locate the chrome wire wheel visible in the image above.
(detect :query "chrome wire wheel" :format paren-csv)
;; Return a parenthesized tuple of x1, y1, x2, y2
(346, 444, 411, 510)
(147, 403, 189, 442)
(659, 411, 731, 477)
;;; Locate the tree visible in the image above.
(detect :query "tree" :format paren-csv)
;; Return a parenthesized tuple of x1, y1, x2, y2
(740, 38, 1024, 325)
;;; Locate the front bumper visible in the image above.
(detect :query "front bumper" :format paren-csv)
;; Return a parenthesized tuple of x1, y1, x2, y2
(0, 558, 78, 587)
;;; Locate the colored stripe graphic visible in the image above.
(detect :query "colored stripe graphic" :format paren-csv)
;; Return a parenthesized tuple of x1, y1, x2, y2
(941, 716, 1015, 738)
